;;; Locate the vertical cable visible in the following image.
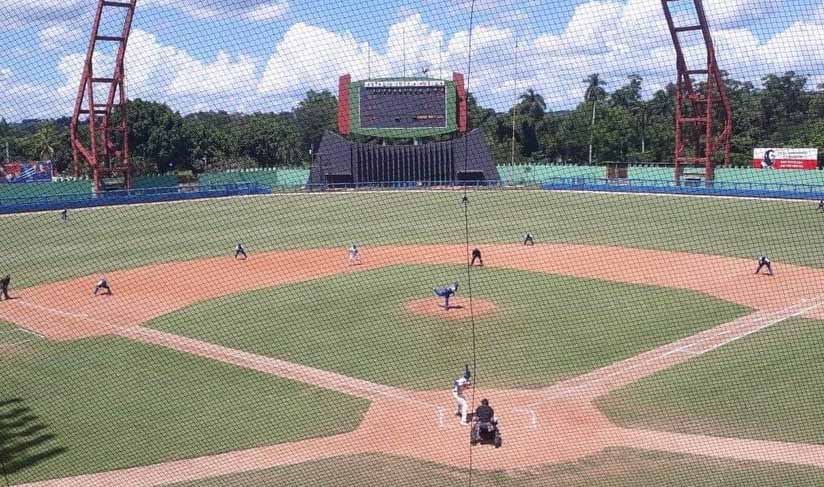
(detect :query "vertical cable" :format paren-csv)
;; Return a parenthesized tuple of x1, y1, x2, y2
(461, 1, 478, 485)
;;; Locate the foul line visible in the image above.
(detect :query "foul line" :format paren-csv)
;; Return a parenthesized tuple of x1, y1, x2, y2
(15, 327, 46, 339)
(528, 296, 824, 408)
(14, 299, 111, 327)
(122, 327, 441, 409)
(10, 298, 445, 412)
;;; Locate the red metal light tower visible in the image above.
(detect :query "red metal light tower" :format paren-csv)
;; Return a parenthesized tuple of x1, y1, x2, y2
(70, 0, 138, 193)
(661, 0, 732, 185)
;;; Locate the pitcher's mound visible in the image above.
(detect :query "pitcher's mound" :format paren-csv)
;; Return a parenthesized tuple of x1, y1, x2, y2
(405, 297, 497, 321)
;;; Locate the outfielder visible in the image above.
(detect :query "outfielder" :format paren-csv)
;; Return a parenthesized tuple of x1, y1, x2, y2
(452, 366, 472, 425)
(433, 282, 459, 309)
(235, 242, 247, 260)
(817, 199, 824, 212)
(60, 208, 68, 222)
(523, 232, 535, 246)
(1, 274, 10, 301)
(755, 255, 774, 276)
(348, 243, 361, 265)
(93, 275, 112, 296)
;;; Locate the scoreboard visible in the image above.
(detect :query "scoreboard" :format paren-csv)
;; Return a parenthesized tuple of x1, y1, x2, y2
(339, 75, 467, 139)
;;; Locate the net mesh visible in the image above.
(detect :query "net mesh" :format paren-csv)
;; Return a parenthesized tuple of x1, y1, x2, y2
(2, 1, 824, 486)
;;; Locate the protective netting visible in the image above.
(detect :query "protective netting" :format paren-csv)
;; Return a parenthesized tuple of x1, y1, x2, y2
(2, 1, 824, 486)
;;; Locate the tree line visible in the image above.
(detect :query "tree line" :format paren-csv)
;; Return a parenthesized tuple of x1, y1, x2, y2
(2, 71, 823, 175)
(478, 71, 824, 168)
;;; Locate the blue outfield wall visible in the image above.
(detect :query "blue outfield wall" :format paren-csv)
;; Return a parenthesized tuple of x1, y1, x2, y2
(538, 177, 824, 200)
(0, 182, 272, 215)
(3, 178, 824, 215)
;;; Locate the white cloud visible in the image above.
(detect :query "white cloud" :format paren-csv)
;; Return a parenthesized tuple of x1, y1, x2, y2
(5, 0, 824, 120)
(452, 0, 541, 12)
(141, 0, 289, 22)
(761, 19, 824, 85)
(243, 1, 289, 22)
(703, 0, 776, 28)
(257, 22, 378, 100)
(0, 0, 85, 29)
(39, 23, 83, 51)
(52, 29, 259, 115)
(169, 51, 258, 96)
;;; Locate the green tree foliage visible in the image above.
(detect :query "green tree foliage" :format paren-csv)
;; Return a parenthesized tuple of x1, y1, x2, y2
(126, 99, 189, 172)
(2, 74, 823, 174)
(293, 89, 338, 156)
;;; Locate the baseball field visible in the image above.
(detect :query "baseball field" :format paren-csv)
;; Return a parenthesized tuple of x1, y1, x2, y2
(2, 189, 824, 486)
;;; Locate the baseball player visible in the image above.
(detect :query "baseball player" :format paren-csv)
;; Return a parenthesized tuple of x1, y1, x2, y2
(452, 366, 472, 425)
(348, 243, 361, 265)
(470, 248, 483, 267)
(523, 232, 535, 246)
(433, 282, 459, 309)
(1, 274, 11, 301)
(93, 275, 112, 296)
(60, 208, 68, 222)
(234, 242, 247, 260)
(755, 255, 774, 276)
(817, 199, 824, 212)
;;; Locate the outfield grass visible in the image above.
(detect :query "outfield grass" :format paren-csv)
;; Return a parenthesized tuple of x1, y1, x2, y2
(169, 449, 824, 486)
(2, 190, 823, 288)
(598, 317, 824, 445)
(149, 265, 748, 389)
(0, 332, 368, 484)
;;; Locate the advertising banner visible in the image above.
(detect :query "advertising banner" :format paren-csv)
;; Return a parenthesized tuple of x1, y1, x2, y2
(1, 161, 53, 183)
(753, 148, 818, 170)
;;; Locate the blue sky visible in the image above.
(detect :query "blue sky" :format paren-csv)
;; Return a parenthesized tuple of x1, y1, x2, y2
(1, 0, 823, 121)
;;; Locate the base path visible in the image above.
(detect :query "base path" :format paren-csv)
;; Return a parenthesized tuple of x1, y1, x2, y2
(5, 244, 824, 486)
(4, 244, 824, 341)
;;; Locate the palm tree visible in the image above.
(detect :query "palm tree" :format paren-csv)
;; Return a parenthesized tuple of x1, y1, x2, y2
(584, 74, 607, 164)
(31, 123, 60, 161)
(518, 89, 547, 121)
(630, 102, 648, 154)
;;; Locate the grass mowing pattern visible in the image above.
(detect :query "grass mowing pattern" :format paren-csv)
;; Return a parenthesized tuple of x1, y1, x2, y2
(150, 265, 748, 389)
(168, 449, 824, 486)
(2, 190, 824, 288)
(0, 334, 368, 484)
(598, 318, 824, 445)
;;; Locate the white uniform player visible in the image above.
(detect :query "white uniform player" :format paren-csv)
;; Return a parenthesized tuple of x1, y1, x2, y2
(452, 370, 472, 425)
(348, 243, 361, 265)
(93, 275, 112, 296)
(235, 243, 247, 260)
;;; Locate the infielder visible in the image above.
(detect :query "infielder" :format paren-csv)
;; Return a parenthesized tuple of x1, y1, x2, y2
(348, 243, 361, 265)
(433, 282, 459, 309)
(1, 274, 11, 301)
(452, 367, 472, 425)
(755, 255, 774, 276)
(470, 248, 483, 267)
(93, 275, 112, 296)
(523, 232, 535, 246)
(235, 242, 247, 260)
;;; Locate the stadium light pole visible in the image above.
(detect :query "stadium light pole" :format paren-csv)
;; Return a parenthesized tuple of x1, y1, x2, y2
(439, 38, 443, 79)
(402, 26, 407, 77)
(510, 36, 518, 184)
